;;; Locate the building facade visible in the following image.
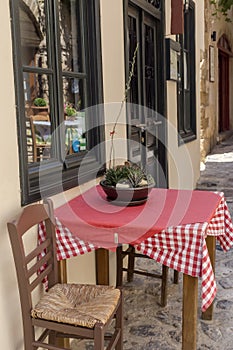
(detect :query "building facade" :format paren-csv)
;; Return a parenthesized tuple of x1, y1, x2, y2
(0, 1, 204, 348)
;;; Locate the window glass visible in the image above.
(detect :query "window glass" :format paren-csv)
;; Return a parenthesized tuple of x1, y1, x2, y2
(59, 0, 83, 73)
(62, 77, 86, 156)
(23, 72, 52, 163)
(11, 0, 103, 204)
(144, 23, 155, 111)
(145, 0, 161, 9)
(63, 77, 84, 115)
(19, 1, 48, 68)
(177, 0, 196, 143)
(183, 51, 188, 90)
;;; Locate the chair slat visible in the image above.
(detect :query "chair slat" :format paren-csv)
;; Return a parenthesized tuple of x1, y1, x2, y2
(27, 251, 52, 279)
(25, 238, 51, 265)
(29, 264, 52, 292)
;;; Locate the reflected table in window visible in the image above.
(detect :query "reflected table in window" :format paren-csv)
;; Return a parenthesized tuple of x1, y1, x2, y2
(33, 119, 86, 156)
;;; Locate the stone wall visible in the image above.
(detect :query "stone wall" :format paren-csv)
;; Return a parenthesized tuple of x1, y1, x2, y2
(200, 0, 218, 162)
(200, 1, 233, 163)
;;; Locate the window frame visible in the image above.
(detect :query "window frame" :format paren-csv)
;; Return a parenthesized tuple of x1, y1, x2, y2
(177, 0, 196, 144)
(10, 0, 104, 205)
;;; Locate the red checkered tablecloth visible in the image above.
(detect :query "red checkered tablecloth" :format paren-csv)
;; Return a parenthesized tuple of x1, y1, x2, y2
(38, 191, 233, 312)
(39, 217, 97, 260)
(136, 193, 233, 311)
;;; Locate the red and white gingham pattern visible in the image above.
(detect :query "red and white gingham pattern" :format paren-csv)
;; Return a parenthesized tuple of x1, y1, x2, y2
(136, 193, 233, 311)
(206, 194, 233, 250)
(38, 192, 233, 312)
(38, 218, 97, 261)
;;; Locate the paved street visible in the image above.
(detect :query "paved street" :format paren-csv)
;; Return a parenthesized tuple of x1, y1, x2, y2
(72, 135, 233, 350)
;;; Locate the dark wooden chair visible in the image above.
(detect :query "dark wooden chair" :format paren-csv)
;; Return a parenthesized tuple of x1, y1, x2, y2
(30, 114, 51, 162)
(116, 244, 179, 307)
(7, 199, 123, 350)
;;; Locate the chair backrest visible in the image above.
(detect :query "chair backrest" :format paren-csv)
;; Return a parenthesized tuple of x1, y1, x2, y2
(29, 114, 51, 161)
(7, 199, 58, 335)
(29, 114, 50, 144)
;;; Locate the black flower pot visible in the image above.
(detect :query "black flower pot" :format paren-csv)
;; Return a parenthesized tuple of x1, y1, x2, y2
(100, 180, 153, 206)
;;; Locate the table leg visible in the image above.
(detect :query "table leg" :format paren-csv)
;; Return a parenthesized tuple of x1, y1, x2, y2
(95, 248, 109, 285)
(182, 274, 198, 350)
(58, 259, 67, 283)
(202, 236, 216, 320)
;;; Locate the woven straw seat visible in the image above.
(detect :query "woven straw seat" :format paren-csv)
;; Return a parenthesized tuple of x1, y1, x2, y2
(32, 283, 121, 328)
(8, 200, 123, 350)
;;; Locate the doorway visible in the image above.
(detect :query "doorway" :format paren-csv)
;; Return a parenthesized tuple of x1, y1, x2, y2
(218, 35, 232, 132)
(124, 0, 167, 187)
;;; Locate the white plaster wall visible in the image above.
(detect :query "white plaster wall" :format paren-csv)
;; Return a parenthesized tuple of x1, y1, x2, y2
(100, 0, 128, 166)
(0, 1, 23, 348)
(166, 0, 203, 189)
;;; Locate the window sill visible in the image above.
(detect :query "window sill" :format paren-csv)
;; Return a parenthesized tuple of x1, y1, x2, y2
(178, 131, 196, 146)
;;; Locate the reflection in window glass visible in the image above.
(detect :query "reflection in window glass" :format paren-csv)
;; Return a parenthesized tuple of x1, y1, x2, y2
(23, 72, 52, 163)
(63, 77, 84, 114)
(176, 1, 196, 141)
(20, 0, 48, 67)
(24, 72, 50, 111)
(145, 0, 161, 8)
(59, 0, 83, 73)
(63, 77, 86, 155)
(128, 15, 139, 121)
(183, 52, 188, 90)
(64, 117, 86, 155)
(144, 24, 155, 111)
(27, 115, 51, 163)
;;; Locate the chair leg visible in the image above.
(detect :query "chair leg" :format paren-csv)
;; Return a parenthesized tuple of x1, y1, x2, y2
(94, 323, 105, 350)
(25, 327, 35, 350)
(48, 330, 56, 345)
(173, 270, 179, 284)
(116, 245, 123, 287)
(115, 291, 123, 350)
(160, 264, 169, 307)
(116, 245, 177, 308)
(127, 245, 135, 282)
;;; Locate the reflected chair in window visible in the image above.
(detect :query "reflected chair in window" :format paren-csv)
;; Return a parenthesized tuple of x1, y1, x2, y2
(116, 244, 179, 307)
(7, 199, 123, 350)
(30, 114, 51, 162)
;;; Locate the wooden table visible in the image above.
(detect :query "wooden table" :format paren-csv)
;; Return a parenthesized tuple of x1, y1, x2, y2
(40, 187, 233, 349)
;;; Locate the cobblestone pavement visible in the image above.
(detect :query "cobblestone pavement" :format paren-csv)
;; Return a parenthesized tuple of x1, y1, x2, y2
(72, 135, 233, 350)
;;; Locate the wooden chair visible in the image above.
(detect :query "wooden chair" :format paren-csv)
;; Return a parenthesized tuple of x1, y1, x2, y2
(116, 244, 179, 307)
(30, 114, 51, 162)
(7, 199, 123, 350)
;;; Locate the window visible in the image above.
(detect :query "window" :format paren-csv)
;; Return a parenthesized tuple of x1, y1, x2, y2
(177, 0, 196, 143)
(10, 0, 104, 205)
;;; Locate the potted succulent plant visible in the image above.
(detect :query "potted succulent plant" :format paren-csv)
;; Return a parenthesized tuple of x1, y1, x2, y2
(32, 97, 49, 115)
(100, 162, 155, 205)
(64, 103, 77, 119)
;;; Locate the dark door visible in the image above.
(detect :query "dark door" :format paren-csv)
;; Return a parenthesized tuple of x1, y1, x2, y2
(125, 1, 167, 187)
(219, 50, 230, 132)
